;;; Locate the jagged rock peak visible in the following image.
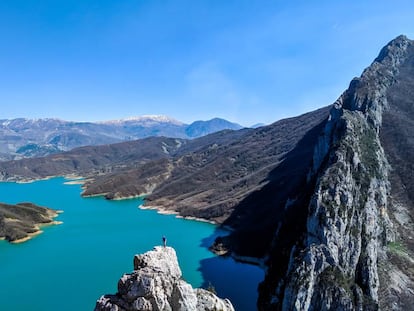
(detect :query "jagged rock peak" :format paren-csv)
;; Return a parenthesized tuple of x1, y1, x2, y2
(94, 246, 234, 311)
(374, 35, 413, 63)
(308, 36, 414, 179)
(334, 35, 413, 129)
(273, 36, 414, 311)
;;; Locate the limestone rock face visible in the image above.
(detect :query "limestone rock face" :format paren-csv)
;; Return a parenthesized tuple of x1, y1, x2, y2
(280, 35, 412, 311)
(259, 35, 414, 310)
(94, 247, 234, 311)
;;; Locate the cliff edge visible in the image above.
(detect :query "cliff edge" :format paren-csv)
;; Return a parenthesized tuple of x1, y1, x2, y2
(94, 246, 234, 311)
(258, 35, 414, 310)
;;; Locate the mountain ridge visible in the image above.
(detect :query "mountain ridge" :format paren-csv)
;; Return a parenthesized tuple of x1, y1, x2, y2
(0, 35, 413, 310)
(0, 116, 244, 161)
(99, 114, 185, 125)
(254, 34, 414, 310)
(0, 106, 330, 225)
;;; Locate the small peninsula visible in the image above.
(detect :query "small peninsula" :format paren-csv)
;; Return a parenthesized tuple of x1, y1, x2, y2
(0, 202, 62, 243)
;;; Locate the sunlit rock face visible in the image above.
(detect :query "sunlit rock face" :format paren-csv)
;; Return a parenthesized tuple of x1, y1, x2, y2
(94, 246, 234, 311)
(259, 35, 414, 310)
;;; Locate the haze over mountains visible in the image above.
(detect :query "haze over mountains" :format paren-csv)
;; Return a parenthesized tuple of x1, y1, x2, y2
(1, 35, 413, 310)
(0, 115, 243, 161)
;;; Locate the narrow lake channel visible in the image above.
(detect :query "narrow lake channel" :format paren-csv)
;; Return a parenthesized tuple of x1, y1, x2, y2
(0, 177, 263, 310)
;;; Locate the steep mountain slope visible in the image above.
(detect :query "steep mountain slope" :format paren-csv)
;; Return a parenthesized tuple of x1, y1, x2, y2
(0, 116, 243, 161)
(1, 35, 413, 311)
(252, 35, 414, 310)
(86, 35, 413, 311)
(0, 108, 330, 224)
(79, 107, 330, 223)
(0, 108, 329, 225)
(377, 40, 414, 309)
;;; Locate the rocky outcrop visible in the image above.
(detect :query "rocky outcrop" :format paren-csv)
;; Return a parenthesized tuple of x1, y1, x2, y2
(94, 247, 234, 311)
(2, 35, 414, 311)
(258, 35, 414, 310)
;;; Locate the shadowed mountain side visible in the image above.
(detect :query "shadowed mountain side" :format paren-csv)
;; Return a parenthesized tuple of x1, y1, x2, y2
(381, 43, 414, 221)
(253, 35, 414, 310)
(142, 107, 330, 223)
(211, 118, 327, 258)
(41, 107, 331, 223)
(0, 108, 330, 223)
(378, 44, 414, 309)
(80, 129, 253, 199)
(1, 35, 410, 311)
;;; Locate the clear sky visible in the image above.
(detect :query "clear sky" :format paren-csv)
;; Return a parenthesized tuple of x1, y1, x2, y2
(0, 0, 413, 126)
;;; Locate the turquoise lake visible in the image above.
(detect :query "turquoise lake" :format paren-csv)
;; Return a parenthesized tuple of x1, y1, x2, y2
(0, 177, 263, 310)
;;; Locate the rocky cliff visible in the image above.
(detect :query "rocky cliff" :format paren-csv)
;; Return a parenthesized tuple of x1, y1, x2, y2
(1, 35, 413, 310)
(90, 35, 414, 310)
(256, 35, 414, 310)
(94, 247, 234, 311)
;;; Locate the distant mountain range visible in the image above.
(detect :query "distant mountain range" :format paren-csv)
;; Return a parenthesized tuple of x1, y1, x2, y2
(2, 35, 413, 310)
(0, 115, 243, 161)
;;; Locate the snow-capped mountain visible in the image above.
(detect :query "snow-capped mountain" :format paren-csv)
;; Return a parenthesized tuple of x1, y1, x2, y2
(0, 115, 244, 161)
(101, 115, 184, 126)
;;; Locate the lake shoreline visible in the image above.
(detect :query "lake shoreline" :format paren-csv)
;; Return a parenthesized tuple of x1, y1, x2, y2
(140, 204, 218, 225)
(0, 177, 263, 311)
(6, 212, 64, 244)
(0, 198, 64, 244)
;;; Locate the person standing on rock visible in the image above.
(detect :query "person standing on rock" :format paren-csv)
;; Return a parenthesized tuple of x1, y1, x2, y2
(162, 235, 167, 248)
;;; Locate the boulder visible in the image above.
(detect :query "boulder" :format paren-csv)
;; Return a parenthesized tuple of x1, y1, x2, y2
(94, 247, 234, 311)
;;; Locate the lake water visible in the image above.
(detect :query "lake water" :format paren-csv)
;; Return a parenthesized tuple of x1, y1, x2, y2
(0, 177, 263, 311)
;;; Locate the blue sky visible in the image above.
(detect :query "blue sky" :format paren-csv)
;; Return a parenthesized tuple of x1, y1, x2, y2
(0, 1, 413, 126)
